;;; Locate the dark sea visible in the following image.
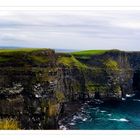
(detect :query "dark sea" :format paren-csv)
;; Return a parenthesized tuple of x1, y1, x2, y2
(59, 97, 140, 130)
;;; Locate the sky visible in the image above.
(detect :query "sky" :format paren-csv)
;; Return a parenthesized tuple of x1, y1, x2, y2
(0, 10, 140, 51)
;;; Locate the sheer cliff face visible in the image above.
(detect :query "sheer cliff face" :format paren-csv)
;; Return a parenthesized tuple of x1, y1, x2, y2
(70, 51, 134, 100)
(57, 50, 140, 101)
(90, 51, 134, 99)
(0, 49, 140, 129)
(0, 49, 60, 129)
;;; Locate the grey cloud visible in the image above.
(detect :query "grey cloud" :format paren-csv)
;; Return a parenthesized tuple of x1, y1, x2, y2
(0, 10, 139, 50)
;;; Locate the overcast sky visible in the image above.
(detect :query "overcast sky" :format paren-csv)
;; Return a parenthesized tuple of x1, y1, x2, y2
(0, 10, 140, 51)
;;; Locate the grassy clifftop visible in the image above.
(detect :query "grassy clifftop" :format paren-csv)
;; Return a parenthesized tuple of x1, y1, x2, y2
(71, 50, 108, 60)
(72, 50, 107, 56)
(0, 48, 55, 66)
(57, 49, 122, 70)
(0, 48, 122, 69)
(71, 49, 122, 59)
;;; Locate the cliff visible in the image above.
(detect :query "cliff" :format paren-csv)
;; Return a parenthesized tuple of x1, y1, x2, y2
(0, 48, 140, 129)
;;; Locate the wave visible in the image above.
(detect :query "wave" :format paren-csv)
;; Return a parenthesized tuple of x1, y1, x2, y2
(122, 98, 126, 101)
(108, 118, 129, 122)
(69, 122, 75, 126)
(126, 94, 135, 98)
(100, 110, 107, 113)
(59, 125, 67, 130)
(72, 115, 83, 121)
(107, 114, 112, 116)
(72, 114, 88, 122)
(133, 99, 140, 102)
(82, 118, 88, 121)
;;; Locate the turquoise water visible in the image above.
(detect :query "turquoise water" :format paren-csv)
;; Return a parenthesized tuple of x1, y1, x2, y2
(61, 99, 140, 130)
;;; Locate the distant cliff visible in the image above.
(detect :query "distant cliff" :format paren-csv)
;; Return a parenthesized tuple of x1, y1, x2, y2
(0, 49, 140, 129)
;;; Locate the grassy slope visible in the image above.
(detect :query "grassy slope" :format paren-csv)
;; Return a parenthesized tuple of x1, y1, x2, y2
(0, 48, 119, 68)
(72, 50, 107, 56)
(58, 55, 87, 69)
(53, 50, 116, 69)
(71, 50, 108, 60)
(0, 48, 48, 53)
(0, 48, 51, 64)
(58, 50, 109, 69)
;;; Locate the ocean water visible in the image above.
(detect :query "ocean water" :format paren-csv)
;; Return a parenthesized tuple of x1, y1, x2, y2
(60, 98, 140, 130)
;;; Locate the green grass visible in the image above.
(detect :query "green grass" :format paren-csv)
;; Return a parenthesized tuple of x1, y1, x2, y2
(104, 59, 119, 70)
(0, 118, 20, 130)
(0, 48, 51, 64)
(58, 55, 87, 69)
(30, 55, 49, 63)
(72, 50, 108, 56)
(0, 48, 48, 53)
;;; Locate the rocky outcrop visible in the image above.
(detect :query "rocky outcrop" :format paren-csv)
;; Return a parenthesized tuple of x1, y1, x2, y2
(0, 49, 140, 129)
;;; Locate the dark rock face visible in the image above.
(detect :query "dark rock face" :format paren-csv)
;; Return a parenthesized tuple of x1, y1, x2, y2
(0, 49, 60, 129)
(0, 49, 140, 129)
(56, 66, 87, 101)
(78, 51, 133, 100)
(127, 52, 140, 98)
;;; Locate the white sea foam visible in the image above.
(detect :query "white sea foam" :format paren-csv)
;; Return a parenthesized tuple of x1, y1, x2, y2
(107, 114, 112, 116)
(133, 99, 140, 102)
(69, 122, 75, 126)
(108, 118, 129, 122)
(59, 125, 67, 130)
(72, 115, 83, 122)
(122, 98, 126, 101)
(82, 118, 87, 121)
(119, 118, 129, 122)
(126, 94, 135, 98)
(100, 110, 107, 113)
